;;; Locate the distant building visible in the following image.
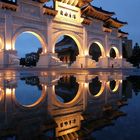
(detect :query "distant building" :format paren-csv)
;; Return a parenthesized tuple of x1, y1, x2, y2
(55, 36, 79, 64)
(122, 37, 133, 59)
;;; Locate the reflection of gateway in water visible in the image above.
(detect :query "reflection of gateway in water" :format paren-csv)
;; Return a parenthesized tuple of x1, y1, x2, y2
(0, 72, 133, 139)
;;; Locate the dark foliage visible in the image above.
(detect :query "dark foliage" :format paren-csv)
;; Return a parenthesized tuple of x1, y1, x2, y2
(128, 43, 140, 67)
(19, 48, 42, 67)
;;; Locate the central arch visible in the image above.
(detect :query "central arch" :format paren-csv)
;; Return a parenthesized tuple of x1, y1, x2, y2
(52, 75, 84, 107)
(88, 41, 105, 62)
(52, 31, 84, 56)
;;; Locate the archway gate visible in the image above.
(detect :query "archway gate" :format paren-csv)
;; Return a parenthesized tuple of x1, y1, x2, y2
(0, 0, 128, 68)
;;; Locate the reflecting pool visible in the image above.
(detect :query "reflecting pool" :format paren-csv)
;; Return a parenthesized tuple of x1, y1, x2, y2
(0, 70, 140, 140)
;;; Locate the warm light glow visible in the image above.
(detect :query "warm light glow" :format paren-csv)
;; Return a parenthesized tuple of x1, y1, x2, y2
(84, 83, 89, 89)
(120, 80, 122, 83)
(6, 88, 12, 95)
(6, 43, 12, 50)
(107, 80, 120, 92)
(94, 83, 105, 97)
(44, 85, 47, 91)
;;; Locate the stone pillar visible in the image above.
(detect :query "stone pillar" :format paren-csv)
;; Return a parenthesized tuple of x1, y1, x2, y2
(2, 12, 18, 67)
(104, 32, 110, 68)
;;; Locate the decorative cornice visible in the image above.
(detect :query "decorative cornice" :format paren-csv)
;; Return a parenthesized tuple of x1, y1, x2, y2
(43, 6, 58, 16)
(0, 1, 17, 11)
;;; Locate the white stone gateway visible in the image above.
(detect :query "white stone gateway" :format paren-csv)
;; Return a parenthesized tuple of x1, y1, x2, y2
(0, 0, 132, 68)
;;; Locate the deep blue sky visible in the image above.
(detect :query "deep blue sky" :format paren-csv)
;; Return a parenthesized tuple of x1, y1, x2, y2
(94, 0, 140, 44)
(16, 0, 139, 57)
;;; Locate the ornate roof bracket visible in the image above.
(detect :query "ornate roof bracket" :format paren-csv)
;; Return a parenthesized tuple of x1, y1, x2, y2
(0, 1, 17, 11)
(103, 26, 112, 33)
(82, 18, 92, 25)
(43, 7, 58, 16)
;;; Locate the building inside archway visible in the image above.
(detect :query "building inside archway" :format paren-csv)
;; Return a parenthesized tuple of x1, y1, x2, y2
(55, 76, 79, 103)
(55, 35, 79, 65)
(89, 43, 102, 62)
(110, 48, 116, 58)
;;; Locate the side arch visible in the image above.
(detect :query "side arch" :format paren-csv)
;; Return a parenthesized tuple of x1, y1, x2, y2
(88, 79, 106, 98)
(107, 80, 120, 93)
(13, 87, 47, 109)
(52, 31, 84, 56)
(109, 46, 120, 58)
(12, 27, 47, 52)
(88, 40, 106, 58)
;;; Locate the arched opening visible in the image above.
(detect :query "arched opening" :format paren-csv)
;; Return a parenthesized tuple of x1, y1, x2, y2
(15, 76, 43, 107)
(109, 80, 119, 93)
(55, 35, 79, 65)
(89, 42, 104, 62)
(55, 76, 79, 103)
(14, 32, 44, 67)
(110, 48, 116, 58)
(89, 76, 104, 97)
(110, 80, 116, 90)
(109, 47, 119, 59)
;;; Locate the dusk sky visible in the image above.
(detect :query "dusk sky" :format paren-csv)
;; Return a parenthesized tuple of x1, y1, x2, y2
(16, 0, 140, 57)
(94, 0, 140, 44)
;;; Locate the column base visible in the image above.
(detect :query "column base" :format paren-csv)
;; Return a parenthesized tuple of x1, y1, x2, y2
(0, 50, 19, 68)
(37, 53, 67, 68)
(71, 55, 96, 68)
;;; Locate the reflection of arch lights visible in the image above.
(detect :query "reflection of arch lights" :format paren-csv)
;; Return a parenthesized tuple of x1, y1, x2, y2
(13, 88, 47, 108)
(88, 81, 105, 98)
(0, 88, 3, 102)
(54, 83, 83, 107)
(108, 80, 120, 92)
(0, 35, 4, 50)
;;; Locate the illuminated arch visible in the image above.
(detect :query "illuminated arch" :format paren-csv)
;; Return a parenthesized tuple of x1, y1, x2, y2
(107, 80, 120, 93)
(0, 35, 4, 50)
(13, 87, 47, 108)
(12, 27, 47, 52)
(52, 31, 84, 56)
(52, 83, 84, 107)
(88, 78, 106, 98)
(109, 46, 120, 58)
(88, 40, 106, 58)
(0, 88, 4, 102)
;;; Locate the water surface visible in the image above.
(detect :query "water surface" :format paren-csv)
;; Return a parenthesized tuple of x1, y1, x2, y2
(0, 70, 140, 140)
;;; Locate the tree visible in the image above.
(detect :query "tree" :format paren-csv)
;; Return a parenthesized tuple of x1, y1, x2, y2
(128, 43, 140, 67)
(20, 58, 26, 67)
